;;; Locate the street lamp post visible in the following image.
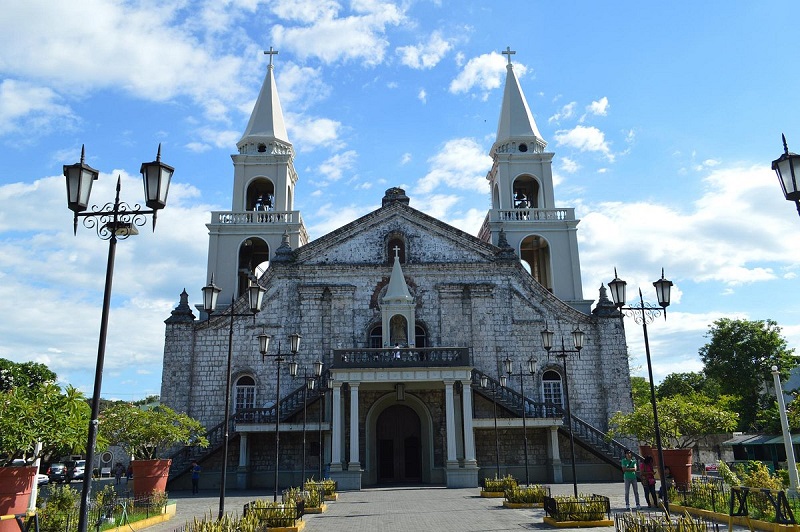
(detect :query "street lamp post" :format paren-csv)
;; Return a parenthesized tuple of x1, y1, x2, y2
(608, 268, 673, 511)
(771, 134, 800, 217)
(296, 360, 323, 486)
(771, 365, 800, 493)
(479, 374, 501, 479)
(201, 278, 266, 520)
(64, 145, 174, 532)
(502, 356, 538, 486)
(258, 333, 301, 501)
(541, 326, 584, 497)
(317, 374, 333, 480)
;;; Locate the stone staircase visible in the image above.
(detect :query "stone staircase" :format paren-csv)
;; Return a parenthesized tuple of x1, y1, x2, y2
(471, 369, 641, 469)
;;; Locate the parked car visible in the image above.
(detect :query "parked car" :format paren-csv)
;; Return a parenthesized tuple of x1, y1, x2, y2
(71, 460, 86, 481)
(47, 463, 67, 483)
(37, 473, 49, 486)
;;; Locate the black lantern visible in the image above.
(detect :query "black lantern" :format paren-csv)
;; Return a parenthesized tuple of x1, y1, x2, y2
(246, 281, 266, 313)
(63, 145, 99, 213)
(289, 333, 302, 354)
(258, 333, 271, 357)
(202, 275, 222, 314)
(140, 143, 175, 210)
(608, 268, 627, 308)
(653, 268, 673, 308)
(772, 134, 800, 203)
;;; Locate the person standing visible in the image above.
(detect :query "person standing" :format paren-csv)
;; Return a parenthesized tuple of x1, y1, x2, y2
(191, 461, 201, 495)
(640, 456, 657, 507)
(621, 450, 641, 510)
(114, 463, 125, 485)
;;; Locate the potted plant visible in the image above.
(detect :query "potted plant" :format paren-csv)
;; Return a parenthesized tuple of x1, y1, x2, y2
(0, 383, 90, 532)
(99, 403, 208, 498)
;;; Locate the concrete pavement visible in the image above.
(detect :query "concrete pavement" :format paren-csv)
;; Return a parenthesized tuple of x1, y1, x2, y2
(141, 482, 665, 532)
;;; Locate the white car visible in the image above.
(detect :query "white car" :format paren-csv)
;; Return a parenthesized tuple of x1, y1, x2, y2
(36, 474, 49, 486)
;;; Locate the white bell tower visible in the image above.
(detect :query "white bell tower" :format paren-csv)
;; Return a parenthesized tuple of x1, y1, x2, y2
(205, 48, 308, 304)
(478, 47, 591, 313)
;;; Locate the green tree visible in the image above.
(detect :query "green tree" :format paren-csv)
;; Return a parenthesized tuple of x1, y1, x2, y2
(0, 383, 90, 465)
(0, 358, 57, 391)
(99, 402, 208, 460)
(657, 372, 722, 400)
(699, 318, 796, 431)
(609, 394, 738, 448)
(630, 376, 650, 408)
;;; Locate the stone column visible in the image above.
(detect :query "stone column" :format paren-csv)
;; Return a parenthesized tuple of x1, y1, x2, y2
(348, 382, 361, 470)
(236, 433, 249, 489)
(330, 382, 343, 472)
(445, 380, 458, 466)
(461, 380, 477, 466)
(548, 426, 563, 483)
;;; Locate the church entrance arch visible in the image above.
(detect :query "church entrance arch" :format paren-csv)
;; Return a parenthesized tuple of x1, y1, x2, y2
(376, 405, 421, 483)
(365, 392, 434, 486)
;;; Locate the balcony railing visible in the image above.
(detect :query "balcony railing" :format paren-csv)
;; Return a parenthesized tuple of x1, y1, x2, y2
(211, 210, 303, 225)
(477, 208, 576, 242)
(331, 347, 470, 368)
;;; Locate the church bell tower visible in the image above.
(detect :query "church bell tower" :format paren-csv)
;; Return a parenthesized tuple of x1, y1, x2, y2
(479, 48, 591, 313)
(205, 49, 308, 304)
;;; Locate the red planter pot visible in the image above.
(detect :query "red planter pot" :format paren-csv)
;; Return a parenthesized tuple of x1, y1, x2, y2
(131, 459, 171, 498)
(662, 448, 693, 487)
(0, 466, 36, 532)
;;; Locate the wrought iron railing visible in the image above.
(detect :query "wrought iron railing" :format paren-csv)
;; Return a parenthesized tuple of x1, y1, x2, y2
(471, 369, 563, 419)
(235, 377, 324, 425)
(331, 347, 470, 368)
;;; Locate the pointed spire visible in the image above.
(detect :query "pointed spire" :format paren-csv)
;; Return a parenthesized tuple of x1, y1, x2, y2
(238, 48, 290, 149)
(271, 230, 295, 263)
(494, 49, 546, 152)
(165, 289, 196, 324)
(383, 251, 414, 303)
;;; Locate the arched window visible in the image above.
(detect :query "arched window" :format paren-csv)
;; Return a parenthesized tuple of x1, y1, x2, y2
(542, 370, 563, 415)
(235, 376, 256, 412)
(414, 325, 427, 348)
(238, 238, 270, 297)
(369, 326, 383, 348)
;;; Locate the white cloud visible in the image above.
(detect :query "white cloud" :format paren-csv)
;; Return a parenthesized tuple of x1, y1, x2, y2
(271, 1, 406, 65)
(269, 0, 340, 22)
(560, 157, 580, 174)
(586, 96, 609, 116)
(397, 31, 453, 69)
(449, 52, 527, 96)
(415, 138, 491, 194)
(0, 79, 77, 137)
(275, 62, 332, 110)
(400, 153, 412, 165)
(285, 112, 343, 151)
(549, 101, 576, 123)
(418, 89, 427, 103)
(554, 125, 614, 162)
(318, 150, 358, 181)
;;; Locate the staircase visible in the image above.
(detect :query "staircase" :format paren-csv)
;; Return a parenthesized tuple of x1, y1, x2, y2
(166, 377, 325, 482)
(471, 369, 640, 469)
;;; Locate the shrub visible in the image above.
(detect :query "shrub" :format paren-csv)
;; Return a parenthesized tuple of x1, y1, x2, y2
(37, 484, 80, 532)
(484, 474, 516, 492)
(505, 484, 549, 503)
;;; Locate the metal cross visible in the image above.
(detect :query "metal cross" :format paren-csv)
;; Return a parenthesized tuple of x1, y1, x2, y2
(393, 245, 401, 259)
(264, 46, 279, 66)
(502, 46, 516, 65)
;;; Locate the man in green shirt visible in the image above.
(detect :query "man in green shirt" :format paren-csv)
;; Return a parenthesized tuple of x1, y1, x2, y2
(621, 449, 641, 509)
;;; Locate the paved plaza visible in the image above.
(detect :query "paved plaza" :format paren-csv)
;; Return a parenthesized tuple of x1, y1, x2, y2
(141, 482, 659, 532)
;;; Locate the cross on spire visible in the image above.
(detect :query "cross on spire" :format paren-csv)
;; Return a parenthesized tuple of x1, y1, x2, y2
(264, 46, 279, 67)
(502, 46, 516, 66)
(393, 245, 401, 259)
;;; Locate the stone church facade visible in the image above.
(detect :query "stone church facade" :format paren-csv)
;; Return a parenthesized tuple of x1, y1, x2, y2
(161, 50, 633, 491)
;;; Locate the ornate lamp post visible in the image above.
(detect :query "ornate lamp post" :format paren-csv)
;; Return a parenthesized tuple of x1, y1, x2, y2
(201, 277, 266, 519)
(541, 325, 584, 497)
(502, 355, 538, 486)
(608, 268, 672, 510)
(64, 145, 173, 532)
(295, 360, 323, 485)
(317, 373, 333, 480)
(479, 374, 502, 479)
(771, 365, 800, 493)
(258, 333, 301, 501)
(771, 134, 800, 217)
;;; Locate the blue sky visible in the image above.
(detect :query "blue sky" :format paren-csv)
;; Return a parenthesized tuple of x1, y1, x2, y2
(2, 1, 800, 401)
